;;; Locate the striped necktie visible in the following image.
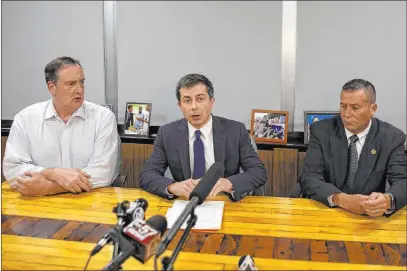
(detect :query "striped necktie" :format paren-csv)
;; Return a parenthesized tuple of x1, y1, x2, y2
(343, 134, 359, 194)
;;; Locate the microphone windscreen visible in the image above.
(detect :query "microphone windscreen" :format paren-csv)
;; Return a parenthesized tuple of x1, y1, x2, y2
(146, 215, 168, 236)
(137, 198, 149, 210)
(189, 162, 224, 204)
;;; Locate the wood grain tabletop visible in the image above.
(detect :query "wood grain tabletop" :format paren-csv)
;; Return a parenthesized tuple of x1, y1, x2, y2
(2, 182, 406, 270)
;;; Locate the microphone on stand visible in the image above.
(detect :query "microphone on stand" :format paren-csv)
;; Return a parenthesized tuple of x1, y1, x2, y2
(90, 198, 149, 257)
(238, 255, 259, 271)
(155, 162, 225, 258)
(102, 215, 168, 271)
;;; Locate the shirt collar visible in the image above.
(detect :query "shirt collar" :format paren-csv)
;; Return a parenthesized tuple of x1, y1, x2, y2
(44, 100, 57, 120)
(344, 119, 372, 141)
(44, 99, 85, 121)
(188, 115, 213, 140)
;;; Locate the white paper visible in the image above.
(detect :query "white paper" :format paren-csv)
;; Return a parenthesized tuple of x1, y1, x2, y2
(165, 200, 225, 230)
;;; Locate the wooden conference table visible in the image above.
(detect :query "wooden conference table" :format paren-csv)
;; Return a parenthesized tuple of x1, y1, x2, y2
(1, 183, 406, 270)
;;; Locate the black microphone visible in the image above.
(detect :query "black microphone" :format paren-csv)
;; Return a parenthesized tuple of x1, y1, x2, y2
(103, 215, 168, 271)
(238, 255, 258, 271)
(156, 162, 224, 257)
(126, 198, 148, 221)
(90, 198, 149, 256)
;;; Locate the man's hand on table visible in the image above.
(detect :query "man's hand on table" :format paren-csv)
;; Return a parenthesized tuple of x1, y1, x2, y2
(41, 168, 92, 193)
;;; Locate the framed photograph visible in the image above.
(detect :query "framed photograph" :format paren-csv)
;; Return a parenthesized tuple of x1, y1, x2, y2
(124, 102, 152, 137)
(101, 104, 112, 111)
(304, 111, 339, 144)
(250, 109, 289, 144)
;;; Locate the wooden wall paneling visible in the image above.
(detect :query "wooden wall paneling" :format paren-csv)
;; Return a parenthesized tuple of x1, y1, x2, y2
(120, 143, 134, 188)
(272, 148, 298, 197)
(258, 150, 273, 196)
(297, 152, 307, 182)
(1, 136, 8, 182)
(132, 144, 147, 188)
(144, 144, 154, 161)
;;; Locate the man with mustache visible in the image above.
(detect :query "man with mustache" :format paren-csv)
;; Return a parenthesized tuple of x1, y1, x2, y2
(3, 56, 120, 196)
(140, 74, 267, 201)
(300, 79, 406, 216)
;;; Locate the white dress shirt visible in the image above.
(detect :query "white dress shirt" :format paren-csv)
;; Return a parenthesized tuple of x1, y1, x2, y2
(187, 115, 215, 177)
(343, 121, 371, 160)
(3, 100, 120, 188)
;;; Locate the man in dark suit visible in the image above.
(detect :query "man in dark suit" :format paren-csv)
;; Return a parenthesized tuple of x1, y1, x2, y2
(140, 74, 267, 201)
(300, 79, 406, 216)
(125, 105, 134, 129)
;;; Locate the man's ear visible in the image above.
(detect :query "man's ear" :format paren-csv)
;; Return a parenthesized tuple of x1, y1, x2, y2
(47, 81, 56, 95)
(370, 103, 378, 116)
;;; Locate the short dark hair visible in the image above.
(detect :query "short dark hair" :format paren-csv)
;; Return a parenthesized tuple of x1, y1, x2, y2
(127, 105, 133, 110)
(176, 74, 214, 102)
(341, 78, 376, 103)
(44, 56, 82, 84)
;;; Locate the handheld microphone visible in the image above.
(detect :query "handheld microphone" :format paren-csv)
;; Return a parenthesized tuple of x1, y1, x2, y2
(103, 215, 168, 270)
(156, 162, 224, 257)
(90, 198, 149, 256)
(238, 255, 258, 271)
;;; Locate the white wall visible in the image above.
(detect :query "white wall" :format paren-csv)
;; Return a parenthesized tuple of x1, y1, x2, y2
(2, 1, 405, 133)
(1, 1, 105, 119)
(116, 1, 282, 127)
(295, 1, 406, 132)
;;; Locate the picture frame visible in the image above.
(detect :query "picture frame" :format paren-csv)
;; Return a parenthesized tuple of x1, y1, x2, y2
(124, 102, 152, 137)
(304, 111, 339, 144)
(250, 109, 289, 144)
(101, 104, 113, 111)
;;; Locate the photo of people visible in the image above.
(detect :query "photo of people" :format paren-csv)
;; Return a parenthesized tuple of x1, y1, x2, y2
(124, 102, 152, 137)
(250, 109, 289, 143)
(304, 111, 339, 144)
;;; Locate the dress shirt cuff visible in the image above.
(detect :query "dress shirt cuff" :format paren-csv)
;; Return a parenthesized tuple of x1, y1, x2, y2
(33, 166, 46, 173)
(229, 190, 236, 200)
(165, 187, 175, 199)
(327, 194, 336, 207)
(384, 193, 396, 215)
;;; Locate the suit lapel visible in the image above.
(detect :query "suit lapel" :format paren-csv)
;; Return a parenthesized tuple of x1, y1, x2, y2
(177, 119, 191, 179)
(353, 119, 380, 193)
(213, 116, 226, 177)
(329, 117, 349, 189)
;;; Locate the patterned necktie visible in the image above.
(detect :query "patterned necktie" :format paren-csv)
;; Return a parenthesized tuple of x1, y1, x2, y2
(193, 130, 205, 179)
(343, 134, 359, 194)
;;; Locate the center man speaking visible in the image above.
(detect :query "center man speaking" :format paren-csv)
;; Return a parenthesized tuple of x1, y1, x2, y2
(140, 74, 267, 201)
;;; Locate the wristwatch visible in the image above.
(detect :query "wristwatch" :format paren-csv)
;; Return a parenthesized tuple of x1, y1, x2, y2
(386, 193, 395, 211)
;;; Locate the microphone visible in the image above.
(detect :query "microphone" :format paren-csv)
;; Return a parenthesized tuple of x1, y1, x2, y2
(123, 215, 167, 263)
(90, 198, 149, 256)
(126, 198, 148, 221)
(238, 255, 258, 271)
(103, 215, 167, 270)
(156, 162, 224, 257)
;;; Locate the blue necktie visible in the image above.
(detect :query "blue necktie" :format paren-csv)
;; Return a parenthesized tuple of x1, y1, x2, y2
(193, 130, 205, 179)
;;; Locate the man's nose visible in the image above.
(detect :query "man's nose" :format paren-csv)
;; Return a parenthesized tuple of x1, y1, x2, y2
(191, 100, 198, 109)
(75, 84, 84, 94)
(344, 107, 352, 117)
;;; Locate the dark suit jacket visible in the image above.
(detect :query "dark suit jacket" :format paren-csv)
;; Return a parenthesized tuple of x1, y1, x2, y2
(140, 115, 267, 201)
(125, 112, 134, 129)
(300, 116, 406, 211)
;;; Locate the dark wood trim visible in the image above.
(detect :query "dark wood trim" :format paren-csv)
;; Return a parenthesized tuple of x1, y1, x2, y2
(2, 214, 404, 266)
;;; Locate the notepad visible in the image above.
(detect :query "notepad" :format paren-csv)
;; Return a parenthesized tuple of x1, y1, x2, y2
(165, 200, 225, 230)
